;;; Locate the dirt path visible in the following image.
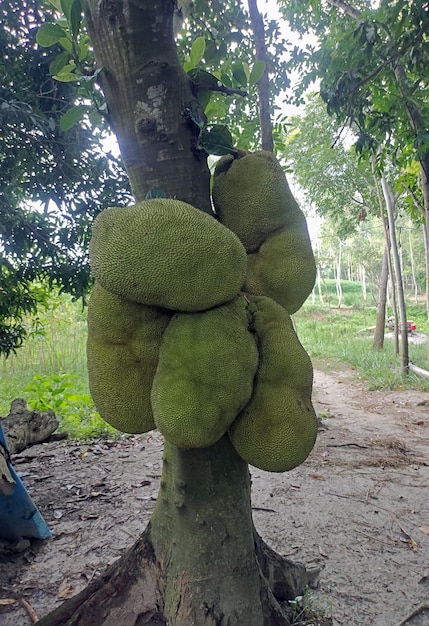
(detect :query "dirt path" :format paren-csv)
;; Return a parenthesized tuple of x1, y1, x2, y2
(1, 367, 429, 626)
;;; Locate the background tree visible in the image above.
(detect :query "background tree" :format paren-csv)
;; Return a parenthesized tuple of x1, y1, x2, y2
(35, 1, 317, 624)
(279, 0, 429, 364)
(0, 0, 131, 356)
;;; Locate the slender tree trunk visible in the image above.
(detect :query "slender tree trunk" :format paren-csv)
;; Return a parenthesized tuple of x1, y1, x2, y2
(381, 173, 409, 375)
(336, 239, 342, 308)
(423, 218, 429, 366)
(247, 0, 274, 152)
(361, 263, 367, 303)
(408, 227, 418, 303)
(373, 244, 389, 349)
(317, 264, 324, 304)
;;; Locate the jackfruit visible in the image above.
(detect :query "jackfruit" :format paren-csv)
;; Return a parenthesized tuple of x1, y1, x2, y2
(151, 296, 259, 448)
(87, 282, 171, 433)
(228, 296, 317, 472)
(212, 150, 305, 253)
(89, 199, 247, 312)
(245, 223, 316, 314)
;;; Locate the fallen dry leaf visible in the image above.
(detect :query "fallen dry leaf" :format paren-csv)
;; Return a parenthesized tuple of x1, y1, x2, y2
(309, 473, 325, 480)
(413, 420, 425, 425)
(0, 599, 16, 606)
(57, 580, 75, 599)
(319, 545, 329, 558)
(419, 527, 429, 535)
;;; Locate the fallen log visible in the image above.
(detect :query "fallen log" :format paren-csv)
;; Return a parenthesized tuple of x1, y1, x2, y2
(1, 399, 59, 454)
(409, 362, 429, 380)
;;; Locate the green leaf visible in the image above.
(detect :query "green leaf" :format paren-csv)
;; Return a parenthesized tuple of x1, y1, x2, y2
(60, 105, 87, 130)
(197, 89, 212, 111)
(232, 62, 247, 87)
(200, 124, 235, 156)
(59, 36, 73, 52)
(49, 51, 71, 76)
(36, 23, 68, 47)
(78, 36, 90, 61)
(190, 36, 206, 67)
(249, 60, 266, 86)
(60, 0, 74, 21)
(47, 0, 62, 10)
(54, 71, 78, 82)
(188, 68, 219, 91)
(204, 98, 226, 120)
(183, 60, 194, 73)
(70, 0, 83, 38)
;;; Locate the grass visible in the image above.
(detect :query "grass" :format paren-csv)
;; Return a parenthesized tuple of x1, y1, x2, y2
(1, 285, 428, 439)
(294, 296, 429, 391)
(0, 293, 116, 439)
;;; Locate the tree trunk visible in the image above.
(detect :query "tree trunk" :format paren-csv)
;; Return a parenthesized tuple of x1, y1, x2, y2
(316, 264, 324, 304)
(381, 173, 409, 375)
(423, 218, 429, 367)
(373, 244, 389, 349)
(37, 437, 318, 626)
(84, 0, 211, 210)
(247, 0, 274, 153)
(35, 2, 319, 624)
(361, 263, 366, 303)
(335, 239, 342, 308)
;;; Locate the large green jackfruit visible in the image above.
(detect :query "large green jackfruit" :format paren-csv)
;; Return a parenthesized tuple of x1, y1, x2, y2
(151, 296, 259, 448)
(87, 282, 171, 433)
(89, 199, 247, 312)
(212, 150, 305, 253)
(228, 296, 317, 472)
(245, 223, 316, 314)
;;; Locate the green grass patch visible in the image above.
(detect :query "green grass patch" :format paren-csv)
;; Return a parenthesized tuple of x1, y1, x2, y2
(0, 293, 117, 439)
(295, 301, 429, 391)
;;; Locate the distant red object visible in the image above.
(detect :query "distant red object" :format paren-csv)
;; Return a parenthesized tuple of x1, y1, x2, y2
(386, 318, 416, 333)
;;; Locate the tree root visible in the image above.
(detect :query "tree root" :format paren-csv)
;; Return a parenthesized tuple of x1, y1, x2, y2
(396, 605, 429, 626)
(36, 535, 165, 626)
(35, 529, 319, 626)
(255, 531, 321, 601)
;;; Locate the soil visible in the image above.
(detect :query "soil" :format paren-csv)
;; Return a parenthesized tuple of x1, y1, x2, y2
(1, 365, 429, 626)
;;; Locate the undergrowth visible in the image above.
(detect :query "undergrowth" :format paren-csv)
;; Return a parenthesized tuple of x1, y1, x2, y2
(294, 300, 429, 391)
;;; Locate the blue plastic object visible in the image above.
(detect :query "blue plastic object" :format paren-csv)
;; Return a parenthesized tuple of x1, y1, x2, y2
(0, 422, 52, 540)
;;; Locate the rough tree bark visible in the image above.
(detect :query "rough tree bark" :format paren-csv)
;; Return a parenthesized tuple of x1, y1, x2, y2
(36, 1, 318, 624)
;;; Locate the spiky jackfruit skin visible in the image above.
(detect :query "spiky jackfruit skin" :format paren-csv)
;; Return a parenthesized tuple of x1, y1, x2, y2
(89, 199, 247, 312)
(151, 296, 259, 448)
(212, 151, 305, 253)
(87, 282, 171, 434)
(228, 296, 317, 472)
(245, 223, 316, 314)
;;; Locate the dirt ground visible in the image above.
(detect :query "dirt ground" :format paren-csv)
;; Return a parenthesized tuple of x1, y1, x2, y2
(1, 365, 429, 626)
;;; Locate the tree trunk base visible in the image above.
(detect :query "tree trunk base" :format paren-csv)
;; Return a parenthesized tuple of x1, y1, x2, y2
(36, 528, 319, 626)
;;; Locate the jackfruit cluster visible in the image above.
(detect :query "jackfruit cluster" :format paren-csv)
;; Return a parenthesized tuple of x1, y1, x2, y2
(151, 296, 258, 448)
(228, 296, 318, 472)
(212, 150, 316, 314)
(89, 199, 247, 312)
(87, 184, 318, 472)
